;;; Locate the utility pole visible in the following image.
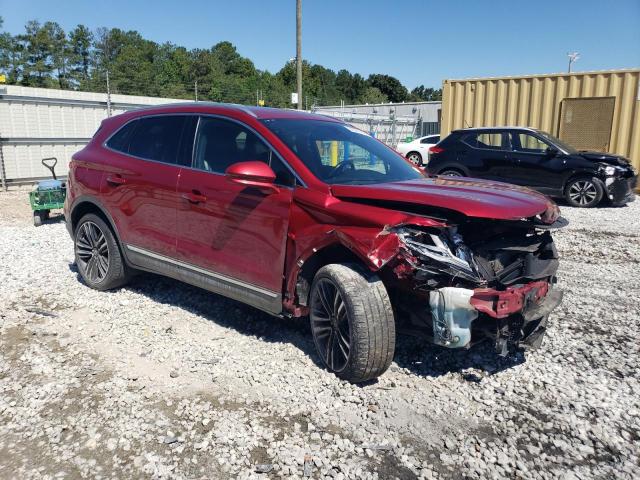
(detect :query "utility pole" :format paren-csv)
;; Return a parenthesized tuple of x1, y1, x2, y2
(567, 52, 580, 73)
(194, 80, 199, 102)
(106, 70, 112, 117)
(296, 0, 303, 110)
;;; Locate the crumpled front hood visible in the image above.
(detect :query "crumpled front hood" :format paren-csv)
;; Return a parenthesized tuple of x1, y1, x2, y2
(578, 151, 630, 166)
(331, 177, 560, 223)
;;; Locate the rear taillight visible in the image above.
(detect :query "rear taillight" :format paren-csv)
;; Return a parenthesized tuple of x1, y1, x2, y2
(429, 146, 444, 154)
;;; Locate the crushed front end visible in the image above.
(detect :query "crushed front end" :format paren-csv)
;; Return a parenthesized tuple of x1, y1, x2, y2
(385, 214, 566, 356)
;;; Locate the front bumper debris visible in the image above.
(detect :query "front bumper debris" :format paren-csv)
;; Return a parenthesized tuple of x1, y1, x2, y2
(605, 173, 637, 204)
(470, 280, 550, 319)
(428, 281, 562, 353)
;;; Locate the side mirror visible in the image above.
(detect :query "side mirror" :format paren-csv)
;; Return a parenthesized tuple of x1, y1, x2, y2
(545, 147, 559, 157)
(225, 161, 279, 194)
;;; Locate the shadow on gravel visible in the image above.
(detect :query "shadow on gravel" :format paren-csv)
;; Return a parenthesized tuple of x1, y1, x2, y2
(68, 264, 527, 383)
(392, 334, 526, 380)
(35, 212, 66, 226)
(554, 198, 629, 209)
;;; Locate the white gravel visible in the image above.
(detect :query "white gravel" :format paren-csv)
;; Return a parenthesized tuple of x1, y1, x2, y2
(1, 191, 639, 479)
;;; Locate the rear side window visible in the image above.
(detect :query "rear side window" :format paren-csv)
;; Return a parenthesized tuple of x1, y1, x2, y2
(127, 116, 187, 164)
(462, 132, 505, 150)
(106, 120, 138, 152)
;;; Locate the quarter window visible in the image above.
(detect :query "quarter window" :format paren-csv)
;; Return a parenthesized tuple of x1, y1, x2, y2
(127, 116, 187, 164)
(106, 120, 138, 153)
(193, 117, 295, 187)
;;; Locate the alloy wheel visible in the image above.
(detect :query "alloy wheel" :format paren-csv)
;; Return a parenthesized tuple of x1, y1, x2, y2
(76, 221, 110, 283)
(440, 170, 462, 177)
(310, 278, 351, 373)
(569, 180, 598, 206)
(408, 153, 421, 166)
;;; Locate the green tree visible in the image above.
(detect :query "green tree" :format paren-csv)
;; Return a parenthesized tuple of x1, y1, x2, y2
(359, 86, 388, 104)
(19, 20, 54, 86)
(410, 85, 442, 101)
(68, 25, 93, 88)
(366, 74, 408, 103)
(0, 17, 25, 83)
(0, 16, 441, 109)
(335, 70, 367, 104)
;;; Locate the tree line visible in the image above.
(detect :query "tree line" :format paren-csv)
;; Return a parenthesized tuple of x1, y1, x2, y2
(0, 17, 442, 107)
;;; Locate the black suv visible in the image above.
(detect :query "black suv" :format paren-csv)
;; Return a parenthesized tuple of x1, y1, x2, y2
(427, 127, 637, 207)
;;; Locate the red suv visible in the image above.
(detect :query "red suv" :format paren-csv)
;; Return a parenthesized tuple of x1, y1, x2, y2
(64, 103, 564, 383)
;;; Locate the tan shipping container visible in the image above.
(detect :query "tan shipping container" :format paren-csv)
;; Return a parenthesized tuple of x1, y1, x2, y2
(440, 69, 640, 183)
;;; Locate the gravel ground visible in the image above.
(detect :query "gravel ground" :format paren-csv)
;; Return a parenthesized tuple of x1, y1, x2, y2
(1, 191, 639, 480)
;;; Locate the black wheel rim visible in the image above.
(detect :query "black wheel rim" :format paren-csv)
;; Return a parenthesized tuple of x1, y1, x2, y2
(569, 180, 597, 205)
(310, 278, 351, 373)
(76, 221, 109, 283)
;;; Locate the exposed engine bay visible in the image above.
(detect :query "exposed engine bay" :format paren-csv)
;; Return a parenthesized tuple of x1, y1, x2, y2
(383, 216, 565, 355)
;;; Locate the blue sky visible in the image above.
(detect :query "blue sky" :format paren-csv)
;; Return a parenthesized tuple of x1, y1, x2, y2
(2, 0, 639, 89)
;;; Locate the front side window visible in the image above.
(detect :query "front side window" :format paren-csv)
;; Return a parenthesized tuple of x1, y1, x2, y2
(261, 119, 423, 185)
(127, 116, 187, 164)
(463, 132, 506, 150)
(510, 132, 551, 154)
(193, 117, 295, 186)
(536, 130, 578, 154)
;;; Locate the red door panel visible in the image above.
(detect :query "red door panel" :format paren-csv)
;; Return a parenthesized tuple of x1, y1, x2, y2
(100, 153, 181, 258)
(176, 168, 292, 294)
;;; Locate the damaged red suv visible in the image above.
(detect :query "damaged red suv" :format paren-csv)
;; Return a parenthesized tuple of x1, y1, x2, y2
(64, 104, 565, 383)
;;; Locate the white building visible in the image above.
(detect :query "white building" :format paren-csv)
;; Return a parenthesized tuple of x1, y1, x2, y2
(313, 101, 442, 147)
(0, 85, 187, 187)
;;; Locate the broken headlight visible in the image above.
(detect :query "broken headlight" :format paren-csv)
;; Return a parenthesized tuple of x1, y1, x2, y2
(397, 227, 481, 282)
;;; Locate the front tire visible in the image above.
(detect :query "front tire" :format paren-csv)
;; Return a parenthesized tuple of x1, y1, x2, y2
(309, 263, 395, 383)
(74, 213, 129, 290)
(564, 177, 603, 207)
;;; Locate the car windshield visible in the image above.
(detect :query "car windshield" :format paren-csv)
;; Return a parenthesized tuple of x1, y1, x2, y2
(536, 130, 578, 154)
(261, 119, 424, 185)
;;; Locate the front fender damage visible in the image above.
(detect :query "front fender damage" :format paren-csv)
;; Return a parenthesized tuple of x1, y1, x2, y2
(286, 204, 564, 356)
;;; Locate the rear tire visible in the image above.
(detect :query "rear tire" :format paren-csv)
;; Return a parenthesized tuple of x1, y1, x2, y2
(309, 263, 395, 383)
(74, 213, 129, 290)
(564, 176, 603, 208)
(406, 151, 423, 166)
(33, 211, 43, 227)
(439, 168, 463, 177)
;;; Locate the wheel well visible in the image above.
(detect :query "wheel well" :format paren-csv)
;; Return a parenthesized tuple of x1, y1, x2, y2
(296, 243, 365, 306)
(70, 201, 112, 236)
(563, 172, 603, 193)
(407, 151, 421, 158)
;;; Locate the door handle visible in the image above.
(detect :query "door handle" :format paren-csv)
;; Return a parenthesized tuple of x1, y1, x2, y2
(181, 191, 207, 204)
(106, 174, 126, 186)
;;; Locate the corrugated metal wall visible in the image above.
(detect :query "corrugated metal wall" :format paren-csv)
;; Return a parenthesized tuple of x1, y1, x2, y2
(440, 69, 640, 175)
(0, 86, 187, 186)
